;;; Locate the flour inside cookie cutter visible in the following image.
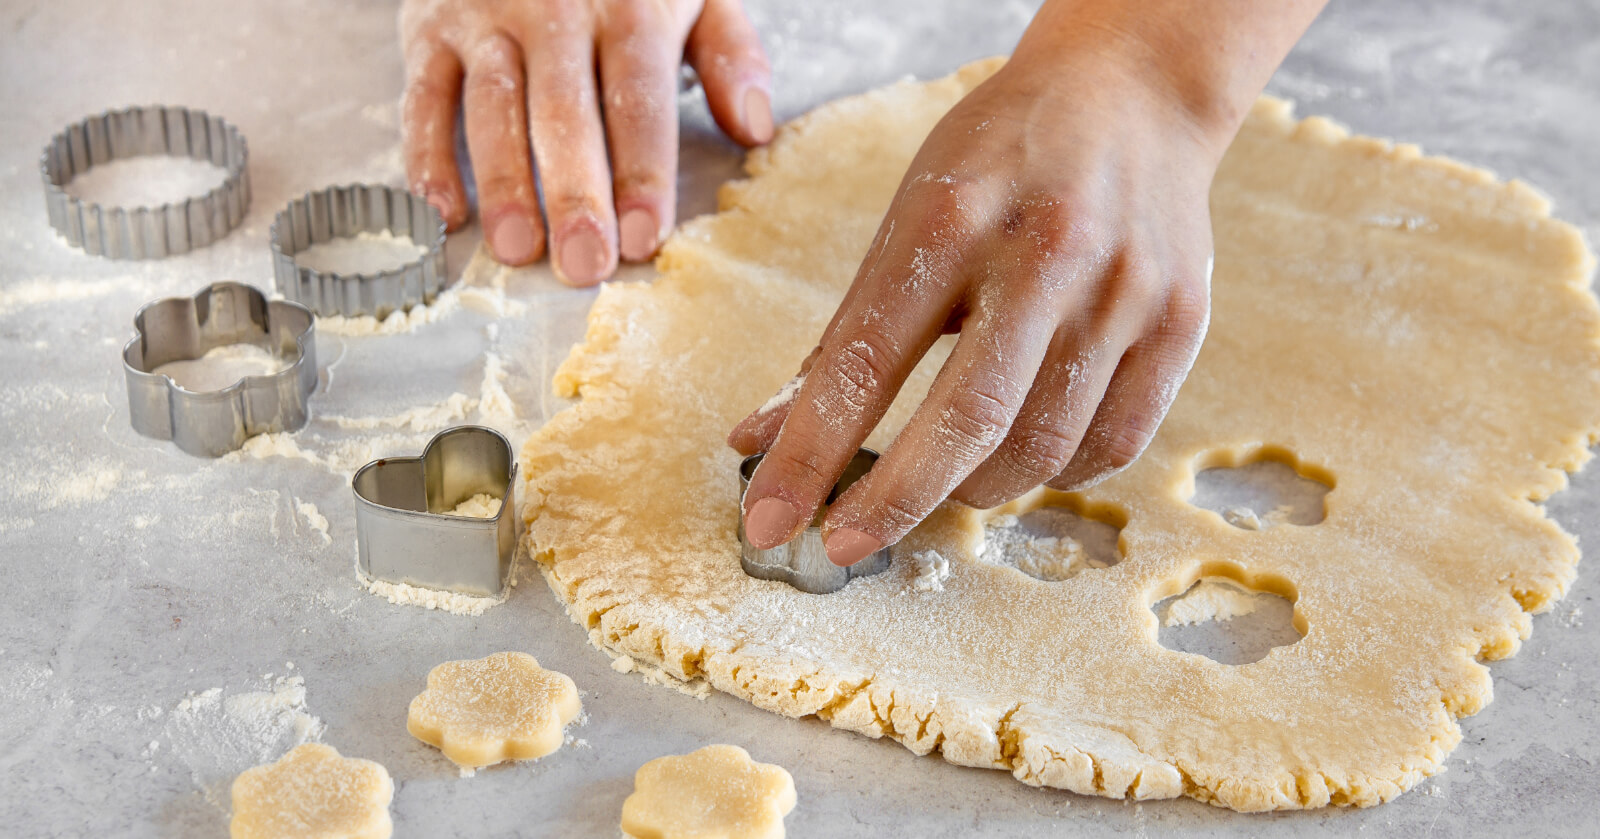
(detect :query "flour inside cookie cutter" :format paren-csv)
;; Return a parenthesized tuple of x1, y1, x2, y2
(122, 282, 317, 457)
(737, 449, 891, 594)
(353, 426, 518, 598)
(42, 105, 250, 259)
(271, 184, 447, 319)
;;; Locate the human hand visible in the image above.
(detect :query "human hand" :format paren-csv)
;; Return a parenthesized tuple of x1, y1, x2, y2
(727, 49, 1225, 567)
(399, 0, 772, 283)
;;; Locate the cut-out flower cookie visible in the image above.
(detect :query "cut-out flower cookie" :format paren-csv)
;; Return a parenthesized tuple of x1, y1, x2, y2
(407, 651, 581, 769)
(622, 744, 797, 839)
(230, 742, 393, 839)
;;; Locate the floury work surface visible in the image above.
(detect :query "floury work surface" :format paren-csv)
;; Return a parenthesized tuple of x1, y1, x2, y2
(1, 1, 1597, 836)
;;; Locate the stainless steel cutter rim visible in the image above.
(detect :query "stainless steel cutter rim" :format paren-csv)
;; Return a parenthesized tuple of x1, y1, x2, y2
(269, 183, 448, 319)
(41, 104, 250, 259)
(737, 448, 892, 594)
(350, 425, 516, 523)
(121, 282, 318, 457)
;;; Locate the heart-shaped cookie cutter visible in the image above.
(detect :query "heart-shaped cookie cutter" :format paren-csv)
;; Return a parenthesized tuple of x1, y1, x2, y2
(122, 282, 317, 457)
(737, 449, 892, 594)
(353, 425, 518, 598)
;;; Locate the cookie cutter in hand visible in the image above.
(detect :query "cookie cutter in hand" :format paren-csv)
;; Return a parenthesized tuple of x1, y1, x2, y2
(42, 105, 250, 259)
(737, 449, 892, 594)
(270, 184, 447, 319)
(122, 282, 317, 458)
(353, 426, 518, 598)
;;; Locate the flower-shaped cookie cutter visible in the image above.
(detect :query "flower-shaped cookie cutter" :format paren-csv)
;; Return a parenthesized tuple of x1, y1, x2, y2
(270, 183, 447, 319)
(42, 104, 250, 259)
(122, 282, 317, 457)
(737, 448, 892, 594)
(353, 425, 518, 597)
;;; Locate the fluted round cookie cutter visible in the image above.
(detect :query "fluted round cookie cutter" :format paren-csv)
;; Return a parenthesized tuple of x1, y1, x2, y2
(737, 449, 892, 594)
(270, 184, 447, 319)
(41, 105, 250, 259)
(123, 282, 318, 458)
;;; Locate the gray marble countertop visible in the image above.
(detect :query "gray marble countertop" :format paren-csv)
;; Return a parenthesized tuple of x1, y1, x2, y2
(1, 0, 1596, 836)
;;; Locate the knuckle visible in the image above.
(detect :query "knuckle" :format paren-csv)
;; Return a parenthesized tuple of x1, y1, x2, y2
(821, 330, 901, 414)
(477, 172, 534, 205)
(1001, 423, 1081, 481)
(1098, 411, 1159, 469)
(939, 384, 1016, 456)
(878, 494, 928, 534)
(612, 168, 672, 200)
(761, 448, 835, 501)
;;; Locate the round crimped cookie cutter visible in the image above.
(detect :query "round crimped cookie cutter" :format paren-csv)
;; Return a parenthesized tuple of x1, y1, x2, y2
(270, 184, 447, 319)
(41, 104, 250, 259)
(122, 282, 317, 458)
(737, 449, 892, 594)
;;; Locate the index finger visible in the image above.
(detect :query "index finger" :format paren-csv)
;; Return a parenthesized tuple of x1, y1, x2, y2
(738, 201, 968, 550)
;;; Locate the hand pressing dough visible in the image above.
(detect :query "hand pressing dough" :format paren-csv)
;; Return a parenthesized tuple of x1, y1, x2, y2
(518, 58, 1600, 811)
(229, 743, 393, 839)
(406, 651, 580, 768)
(621, 745, 797, 839)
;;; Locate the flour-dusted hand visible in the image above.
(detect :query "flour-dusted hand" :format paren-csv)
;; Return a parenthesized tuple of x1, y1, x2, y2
(729, 0, 1327, 565)
(399, 0, 772, 281)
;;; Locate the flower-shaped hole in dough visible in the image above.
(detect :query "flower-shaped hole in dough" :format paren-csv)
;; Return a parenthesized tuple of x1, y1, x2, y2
(621, 744, 797, 839)
(229, 742, 393, 839)
(406, 651, 581, 768)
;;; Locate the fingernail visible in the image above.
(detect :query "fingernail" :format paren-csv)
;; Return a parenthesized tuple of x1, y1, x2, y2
(490, 212, 539, 265)
(618, 208, 658, 262)
(556, 227, 609, 286)
(745, 497, 801, 549)
(743, 88, 773, 144)
(824, 528, 882, 567)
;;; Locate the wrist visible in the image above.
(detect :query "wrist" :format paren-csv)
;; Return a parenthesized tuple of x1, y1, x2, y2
(1007, 0, 1324, 156)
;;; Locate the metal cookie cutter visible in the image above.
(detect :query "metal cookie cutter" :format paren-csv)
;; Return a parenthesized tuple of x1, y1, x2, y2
(353, 426, 518, 598)
(42, 105, 250, 259)
(737, 449, 892, 594)
(123, 282, 317, 457)
(270, 184, 447, 319)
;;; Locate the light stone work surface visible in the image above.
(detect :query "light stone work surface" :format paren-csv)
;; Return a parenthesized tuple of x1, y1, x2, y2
(2, 0, 1598, 835)
(520, 59, 1600, 812)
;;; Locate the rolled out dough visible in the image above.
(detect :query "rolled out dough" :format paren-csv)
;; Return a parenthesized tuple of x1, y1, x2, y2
(518, 58, 1600, 811)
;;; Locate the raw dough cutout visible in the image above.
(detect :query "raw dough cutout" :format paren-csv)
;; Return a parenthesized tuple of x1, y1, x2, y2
(1187, 446, 1333, 528)
(229, 742, 393, 839)
(519, 59, 1600, 811)
(621, 744, 797, 839)
(1155, 575, 1304, 665)
(406, 651, 581, 769)
(978, 498, 1125, 581)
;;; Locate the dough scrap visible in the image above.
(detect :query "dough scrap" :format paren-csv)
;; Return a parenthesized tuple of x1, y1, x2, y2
(621, 744, 797, 839)
(406, 651, 580, 768)
(229, 742, 393, 839)
(518, 58, 1600, 811)
(1163, 577, 1266, 626)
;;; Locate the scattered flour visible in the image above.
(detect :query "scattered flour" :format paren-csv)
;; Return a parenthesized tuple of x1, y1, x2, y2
(15, 461, 127, 510)
(162, 675, 326, 810)
(359, 573, 505, 616)
(325, 391, 476, 432)
(757, 375, 804, 415)
(476, 353, 519, 425)
(61, 154, 231, 208)
(152, 344, 286, 392)
(980, 515, 1096, 582)
(290, 230, 427, 277)
(1163, 578, 1266, 627)
(293, 498, 332, 545)
(445, 493, 502, 518)
(910, 549, 950, 593)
